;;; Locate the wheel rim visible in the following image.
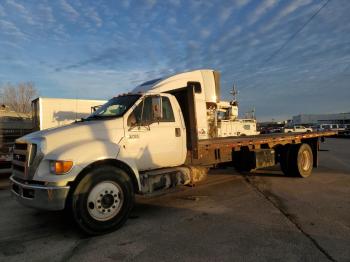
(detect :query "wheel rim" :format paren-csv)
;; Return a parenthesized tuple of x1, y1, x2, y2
(87, 181, 124, 221)
(300, 149, 311, 171)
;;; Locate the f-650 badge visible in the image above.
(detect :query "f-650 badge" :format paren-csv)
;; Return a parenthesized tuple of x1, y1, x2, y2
(129, 134, 139, 139)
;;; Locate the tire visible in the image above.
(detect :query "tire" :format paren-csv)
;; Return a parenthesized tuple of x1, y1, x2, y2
(232, 148, 252, 172)
(282, 144, 313, 178)
(279, 145, 290, 175)
(70, 165, 134, 235)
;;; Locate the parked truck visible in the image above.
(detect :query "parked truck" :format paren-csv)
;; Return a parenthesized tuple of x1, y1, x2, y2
(32, 97, 107, 131)
(10, 69, 336, 235)
(214, 101, 259, 137)
(283, 125, 312, 133)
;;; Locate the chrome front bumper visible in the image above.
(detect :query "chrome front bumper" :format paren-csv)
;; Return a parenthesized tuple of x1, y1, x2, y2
(10, 176, 70, 211)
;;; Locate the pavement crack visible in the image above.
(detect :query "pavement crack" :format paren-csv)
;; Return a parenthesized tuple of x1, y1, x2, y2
(60, 237, 90, 262)
(243, 173, 337, 262)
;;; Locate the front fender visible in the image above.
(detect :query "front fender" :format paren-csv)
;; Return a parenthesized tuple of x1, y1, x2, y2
(50, 139, 120, 166)
(33, 140, 120, 184)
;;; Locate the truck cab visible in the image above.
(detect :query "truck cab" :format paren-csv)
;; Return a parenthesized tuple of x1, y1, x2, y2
(10, 69, 223, 234)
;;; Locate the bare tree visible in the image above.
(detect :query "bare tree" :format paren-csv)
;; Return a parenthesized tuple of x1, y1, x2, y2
(1, 82, 38, 113)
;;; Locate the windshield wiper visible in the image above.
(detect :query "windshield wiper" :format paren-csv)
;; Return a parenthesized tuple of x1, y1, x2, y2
(86, 115, 121, 120)
(75, 114, 118, 123)
(85, 115, 104, 120)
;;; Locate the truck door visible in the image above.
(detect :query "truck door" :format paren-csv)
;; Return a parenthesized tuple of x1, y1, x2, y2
(125, 95, 184, 171)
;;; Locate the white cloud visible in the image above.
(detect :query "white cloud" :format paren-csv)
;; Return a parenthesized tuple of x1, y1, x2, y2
(49, 67, 157, 99)
(37, 3, 55, 24)
(6, 0, 26, 13)
(190, 1, 215, 11)
(121, 0, 130, 9)
(85, 7, 102, 27)
(0, 4, 5, 16)
(278, 0, 313, 19)
(52, 24, 69, 40)
(216, 26, 242, 47)
(220, 6, 235, 24)
(249, 38, 261, 46)
(167, 17, 176, 25)
(169, 0, 181, 7)
(60, 0, 79, 21)
(6, 0, 35, 25)
(146, 0, 157, 8)
(188, 40, 199, 49)
(261, 0, 313, 32)
(235, 0, 251, 8)
(247, 0, 278, 25)
(0, 40, 22, 49)
(200, 28, 211, 39)
(0, 19, 26, 39)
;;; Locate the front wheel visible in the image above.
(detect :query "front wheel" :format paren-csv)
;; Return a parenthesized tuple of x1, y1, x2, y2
(70, 166, 134, 235)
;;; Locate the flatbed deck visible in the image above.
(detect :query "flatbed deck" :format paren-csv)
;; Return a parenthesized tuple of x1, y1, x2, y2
(188, 131, 337, 165)
(199, 131, 337, 147)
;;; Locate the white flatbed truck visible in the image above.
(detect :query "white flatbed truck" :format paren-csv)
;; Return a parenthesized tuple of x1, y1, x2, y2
(10, 69, 336, 234)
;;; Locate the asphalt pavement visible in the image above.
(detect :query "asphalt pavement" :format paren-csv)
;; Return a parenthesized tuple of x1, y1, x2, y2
(0, 138, 349, 262)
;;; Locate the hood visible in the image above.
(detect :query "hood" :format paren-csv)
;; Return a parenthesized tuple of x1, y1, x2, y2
(20, 118, 125, 154)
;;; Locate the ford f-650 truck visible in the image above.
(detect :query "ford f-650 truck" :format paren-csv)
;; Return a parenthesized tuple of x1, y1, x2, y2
(10, 69, 336, 235)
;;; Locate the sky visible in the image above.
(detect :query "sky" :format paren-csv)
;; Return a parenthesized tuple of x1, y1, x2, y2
(0, 0, 349, 121)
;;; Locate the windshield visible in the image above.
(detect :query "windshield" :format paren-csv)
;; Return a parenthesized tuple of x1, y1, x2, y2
(87, 95, 141, 119)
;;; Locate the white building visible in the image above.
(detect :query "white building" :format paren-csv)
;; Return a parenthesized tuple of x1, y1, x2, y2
(292, 113, 350, 125)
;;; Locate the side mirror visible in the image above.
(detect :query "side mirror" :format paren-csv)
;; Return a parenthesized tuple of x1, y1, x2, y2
(152, 96, 162, 121)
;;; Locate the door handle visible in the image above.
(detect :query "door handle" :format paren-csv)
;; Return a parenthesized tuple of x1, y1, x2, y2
(175, 128, 181, 137)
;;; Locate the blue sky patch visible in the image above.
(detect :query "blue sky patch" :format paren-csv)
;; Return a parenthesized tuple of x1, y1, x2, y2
(0, 0, 349, 120)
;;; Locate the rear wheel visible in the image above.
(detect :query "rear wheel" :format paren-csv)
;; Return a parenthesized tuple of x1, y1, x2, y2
(232, 148, 252, 172)
(296, 144, 313, 177)
(281, 144, 313, 178)
(70, 166, 134, 235)
(279, 145, 290, 175)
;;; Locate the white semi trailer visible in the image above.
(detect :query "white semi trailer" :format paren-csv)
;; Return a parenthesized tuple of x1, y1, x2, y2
(11, 69, 335, 235)
(32, 97, 107, 130)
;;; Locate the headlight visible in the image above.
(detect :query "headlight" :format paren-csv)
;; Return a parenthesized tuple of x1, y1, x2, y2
(50, 160, 73, 175)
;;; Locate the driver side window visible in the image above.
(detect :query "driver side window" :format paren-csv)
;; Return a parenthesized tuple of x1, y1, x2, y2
(127, 95, 175, 126)
(127, 96, 153, 126)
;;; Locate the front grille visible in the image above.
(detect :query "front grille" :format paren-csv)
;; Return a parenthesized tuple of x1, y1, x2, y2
(13, 164, 25, 172)
(29, 144, 37, 165)
(14, 143, 28, 151)
(13, 153, 26, 162)
(12, 142, 30, 177)
(12, 142, 40, 180)
(0, 161, 12, 169)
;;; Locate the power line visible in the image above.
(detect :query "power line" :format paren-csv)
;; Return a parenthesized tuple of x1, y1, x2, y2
(262, 0, 331, 67)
